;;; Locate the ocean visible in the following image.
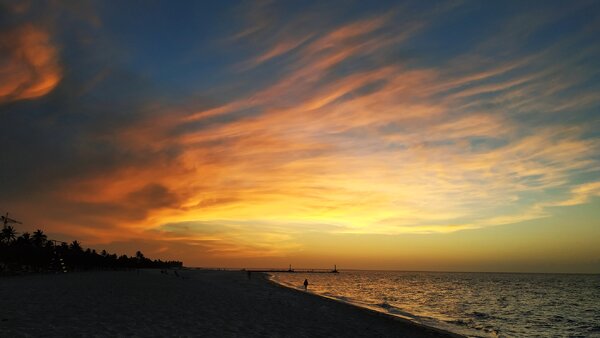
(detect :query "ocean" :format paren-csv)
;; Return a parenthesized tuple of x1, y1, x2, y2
(269, 271, 600, 338)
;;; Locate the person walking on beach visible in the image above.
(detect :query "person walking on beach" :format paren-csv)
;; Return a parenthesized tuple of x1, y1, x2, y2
(303, 279, 309, 291)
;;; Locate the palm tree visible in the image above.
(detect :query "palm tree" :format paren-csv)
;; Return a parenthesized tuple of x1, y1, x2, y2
(32, 229, 47, 247)
(69, 240, 82, 252)
(17, 232, 32, 245)
(1, 226, 17, 243)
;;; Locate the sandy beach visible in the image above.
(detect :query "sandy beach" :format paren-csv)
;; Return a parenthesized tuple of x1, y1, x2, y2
(0, 270, 461, 337)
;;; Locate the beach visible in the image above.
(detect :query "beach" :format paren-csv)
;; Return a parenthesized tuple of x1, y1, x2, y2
(0, 270, 460, 337)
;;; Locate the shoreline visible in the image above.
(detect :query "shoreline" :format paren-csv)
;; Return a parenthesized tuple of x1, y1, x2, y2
(1, 269, 463, 337)
(263, 272, 466, 338)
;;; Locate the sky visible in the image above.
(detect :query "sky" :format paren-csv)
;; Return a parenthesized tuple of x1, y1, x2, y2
(1, 0, 599, 273)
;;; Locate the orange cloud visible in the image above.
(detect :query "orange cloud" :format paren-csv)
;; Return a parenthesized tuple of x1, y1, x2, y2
(152, 11, 600, 249)
(4, 5, 599, 268)
(0, 24, 61, 103)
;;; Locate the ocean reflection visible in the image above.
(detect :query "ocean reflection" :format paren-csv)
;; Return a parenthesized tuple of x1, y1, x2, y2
(270, 271, 600, 338)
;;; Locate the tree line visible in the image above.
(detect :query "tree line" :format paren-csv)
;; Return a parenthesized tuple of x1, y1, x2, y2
(0, 225, 182, 274)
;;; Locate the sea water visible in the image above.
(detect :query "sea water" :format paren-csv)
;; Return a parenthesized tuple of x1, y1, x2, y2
(269, 271, 600, 338)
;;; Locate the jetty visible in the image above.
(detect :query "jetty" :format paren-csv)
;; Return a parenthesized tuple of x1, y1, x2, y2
(246, 265, 339, 274)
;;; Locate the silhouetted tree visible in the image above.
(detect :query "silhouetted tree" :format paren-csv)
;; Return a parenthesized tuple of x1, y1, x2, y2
(1, 226, 17, 243)
(69, 240, 82, 252)
(32, 229, 47, 247)
(17, 232, 31, 245)
(1, 226, 182, 274)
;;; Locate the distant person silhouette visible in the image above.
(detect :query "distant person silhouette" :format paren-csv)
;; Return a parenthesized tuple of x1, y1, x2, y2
(247, 271, 252, 280)
(303, 279, 309, 291)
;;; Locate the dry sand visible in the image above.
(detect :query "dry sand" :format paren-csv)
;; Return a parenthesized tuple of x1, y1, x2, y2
(0, 270, 462, 337)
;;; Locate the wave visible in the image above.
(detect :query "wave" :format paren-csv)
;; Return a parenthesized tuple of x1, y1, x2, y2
(267, 273, 493, 338)
(268, 271, 600, 338)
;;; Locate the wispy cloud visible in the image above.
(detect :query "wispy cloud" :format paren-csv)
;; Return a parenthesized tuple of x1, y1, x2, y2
(167, 3, 600, 240)
(548, 182, 600, 207)
(1, 1, 599, 265)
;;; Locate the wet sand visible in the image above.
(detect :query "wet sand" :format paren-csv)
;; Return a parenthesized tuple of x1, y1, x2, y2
(0, 270, 462, 337)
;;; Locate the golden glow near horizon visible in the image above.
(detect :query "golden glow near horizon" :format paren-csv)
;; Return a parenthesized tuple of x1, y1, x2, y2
(1, 1, 599, 272)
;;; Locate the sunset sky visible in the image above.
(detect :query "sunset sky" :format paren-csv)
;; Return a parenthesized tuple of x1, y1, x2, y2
(1, 0, 599, 273)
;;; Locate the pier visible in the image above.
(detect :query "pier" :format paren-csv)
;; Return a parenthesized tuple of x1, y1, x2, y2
(247, 265, 339, 274)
